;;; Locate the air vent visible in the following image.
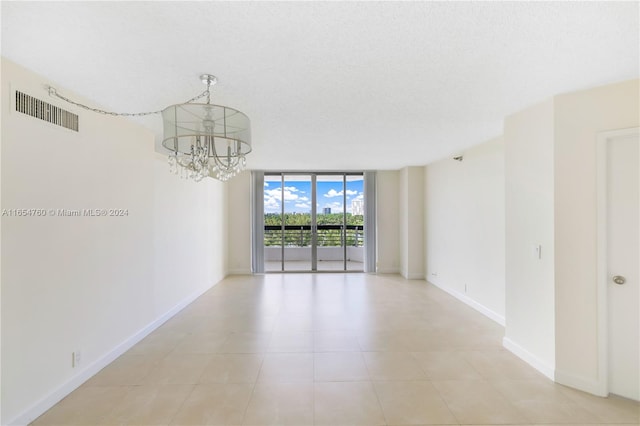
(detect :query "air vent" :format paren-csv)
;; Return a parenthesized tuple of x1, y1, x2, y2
(15, 90, 78, 132)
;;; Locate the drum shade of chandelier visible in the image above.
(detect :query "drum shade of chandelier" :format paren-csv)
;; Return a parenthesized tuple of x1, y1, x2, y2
(48, 73, 251, 182)
(162, 75, 251, 182)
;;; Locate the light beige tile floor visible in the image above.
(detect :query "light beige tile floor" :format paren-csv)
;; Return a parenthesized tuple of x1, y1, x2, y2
(32, 273, 640, 425)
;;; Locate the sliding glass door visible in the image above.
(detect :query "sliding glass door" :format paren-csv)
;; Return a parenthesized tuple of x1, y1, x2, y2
(263, 172, 364, 272)
(283, 174, 312, 271)
(316, 174, 364, 271)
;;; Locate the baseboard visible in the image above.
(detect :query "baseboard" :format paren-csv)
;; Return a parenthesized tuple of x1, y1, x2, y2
(502, 337, 555, 381)
(8, 282, 217, 426)
(428, 280, 505, 326)
(402, 272, 425, 280)
(554, 369, 607, 397)
(376, 267, 399, 274)
(227, 268, 252, 275)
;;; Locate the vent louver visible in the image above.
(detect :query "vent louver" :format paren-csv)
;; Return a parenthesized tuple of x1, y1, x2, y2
(15, 90, 78, 131)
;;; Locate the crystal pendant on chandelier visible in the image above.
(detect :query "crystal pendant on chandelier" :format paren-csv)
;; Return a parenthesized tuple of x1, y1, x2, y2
(161, 74, 251, 182)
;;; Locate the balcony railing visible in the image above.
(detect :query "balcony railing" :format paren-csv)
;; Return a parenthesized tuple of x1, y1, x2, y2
(264, 224, 363, 247)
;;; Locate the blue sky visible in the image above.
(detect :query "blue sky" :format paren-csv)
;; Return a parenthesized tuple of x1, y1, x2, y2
(264, 178, 363, 214)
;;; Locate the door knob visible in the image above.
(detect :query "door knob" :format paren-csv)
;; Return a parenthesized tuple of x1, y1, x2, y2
(612, 275, 626, 285)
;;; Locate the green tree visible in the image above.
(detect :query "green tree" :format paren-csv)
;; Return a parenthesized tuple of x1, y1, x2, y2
(263, 213, 363, 247)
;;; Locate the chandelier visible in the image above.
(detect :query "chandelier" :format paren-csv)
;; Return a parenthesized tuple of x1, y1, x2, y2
(162, 75, 251, 182)
(48, 73, 251, 182)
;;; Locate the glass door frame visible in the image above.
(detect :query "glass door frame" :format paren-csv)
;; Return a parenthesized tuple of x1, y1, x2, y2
(279, 173, 316, 272)
(264, 171, 364, 273)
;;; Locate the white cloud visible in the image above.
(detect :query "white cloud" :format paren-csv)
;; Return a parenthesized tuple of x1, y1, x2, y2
(264, 196, 280, 212)
(264, 182, 269, 187)
(263, 185, 314, 213)
(324, 189, 358, 198)
(265, 187, 299, 202)
(264, 186, 302, 213)
(264, 186, 362, 214)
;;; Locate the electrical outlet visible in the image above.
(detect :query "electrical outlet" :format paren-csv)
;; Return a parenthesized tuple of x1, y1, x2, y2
(72, 350, 81, 368)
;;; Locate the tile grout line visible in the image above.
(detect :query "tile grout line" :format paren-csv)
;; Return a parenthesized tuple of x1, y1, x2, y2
(360, 350, 390, 426)
(426, 378, 463, 426)
(166, 383, 197, 426)
(238, 333, 272, 425)
(312, 341, 316, 426)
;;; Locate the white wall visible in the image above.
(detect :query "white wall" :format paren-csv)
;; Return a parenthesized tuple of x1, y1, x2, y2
(421, 80, 639, 391)
(425, 137, 505, 323)
(399, 167, 425, 279)
(226, 170, 252, 274)
(376, 170, 400, 273)
(553, 79, 639, 392)
(153, 155, 227, 312)
(0, 56, 3, 426)
(504, 98, 556, 379)
(1, 58, 228, 425)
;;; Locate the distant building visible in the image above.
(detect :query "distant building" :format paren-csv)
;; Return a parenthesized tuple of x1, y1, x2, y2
(351, 199, 364, 216)
(323, 207, 332, 214)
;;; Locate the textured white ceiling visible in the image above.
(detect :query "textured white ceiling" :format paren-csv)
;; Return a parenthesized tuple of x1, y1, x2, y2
(2, 1, 638, 170)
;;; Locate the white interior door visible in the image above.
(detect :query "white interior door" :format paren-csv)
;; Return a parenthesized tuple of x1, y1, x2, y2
(607, 132, 639, 401)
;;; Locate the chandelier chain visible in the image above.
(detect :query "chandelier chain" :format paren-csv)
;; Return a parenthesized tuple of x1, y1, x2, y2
(44, 73, 249, 183)
(47, 86, 210, 117)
